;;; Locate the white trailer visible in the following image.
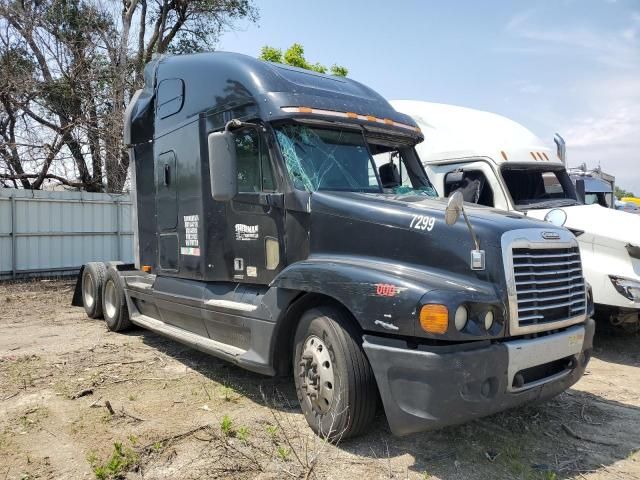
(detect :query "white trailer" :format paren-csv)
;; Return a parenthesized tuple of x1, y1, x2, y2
(392, 100, 640, 332)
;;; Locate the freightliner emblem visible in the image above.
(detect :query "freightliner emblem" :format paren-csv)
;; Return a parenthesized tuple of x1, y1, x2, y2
(541, 231, 561, 240)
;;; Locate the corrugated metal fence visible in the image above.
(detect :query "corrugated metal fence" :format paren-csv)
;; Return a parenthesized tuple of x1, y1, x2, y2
(0, 188, 134, 280)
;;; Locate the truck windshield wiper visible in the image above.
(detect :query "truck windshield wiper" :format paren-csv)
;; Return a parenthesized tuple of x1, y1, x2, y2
(517, 199, 579, 209)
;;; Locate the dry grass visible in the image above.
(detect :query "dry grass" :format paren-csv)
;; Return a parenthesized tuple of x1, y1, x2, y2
(0, 280, 639, 479)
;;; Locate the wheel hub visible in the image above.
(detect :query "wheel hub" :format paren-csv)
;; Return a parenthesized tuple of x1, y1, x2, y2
(104, 280, 117, 319)
(299, 335, 334, 414)
(82, 272, 95, 308)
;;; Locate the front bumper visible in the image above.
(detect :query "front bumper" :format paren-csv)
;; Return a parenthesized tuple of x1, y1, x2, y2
(363, 318, 595, 436)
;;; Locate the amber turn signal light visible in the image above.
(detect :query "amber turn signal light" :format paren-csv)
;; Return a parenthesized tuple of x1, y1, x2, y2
(142, 265, 152, 273)
(419, 304, 449, 334)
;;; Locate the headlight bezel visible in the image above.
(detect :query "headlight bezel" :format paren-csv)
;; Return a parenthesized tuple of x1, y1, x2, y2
(626, 244, 640, 260)
(609, 275, 640, 303)
(417, 296, 503, 339)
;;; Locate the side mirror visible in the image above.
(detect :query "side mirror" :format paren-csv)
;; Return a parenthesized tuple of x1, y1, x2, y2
(575, 178, 586, 204)
(544, 208, 567, 227)
(445, 170, 464, 186)
(208, 130, 237, 201)
(445, 191, 464, 225)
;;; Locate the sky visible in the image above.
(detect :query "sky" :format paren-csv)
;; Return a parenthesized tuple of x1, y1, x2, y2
(218, 0, 640, 194)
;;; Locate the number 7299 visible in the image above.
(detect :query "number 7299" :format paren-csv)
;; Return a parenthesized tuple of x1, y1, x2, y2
(410, 215, 436, 231)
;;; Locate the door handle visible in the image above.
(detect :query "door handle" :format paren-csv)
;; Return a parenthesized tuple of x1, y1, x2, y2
(264, 193, 284, 208)
(164, 164, 170, 186)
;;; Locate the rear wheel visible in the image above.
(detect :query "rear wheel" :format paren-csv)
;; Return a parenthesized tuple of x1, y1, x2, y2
(293, 306, 377, 441)
(82, 262, 106, 319)
(102, 267, 132, 332)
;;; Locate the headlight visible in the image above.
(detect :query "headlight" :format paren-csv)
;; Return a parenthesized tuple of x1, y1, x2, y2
(454, 306, 468, 331)
(609, 276, 640, 302)
(484, 310, 494, 330)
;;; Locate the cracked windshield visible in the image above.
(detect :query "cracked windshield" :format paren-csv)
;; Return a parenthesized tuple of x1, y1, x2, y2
(274, 124, 437, 196)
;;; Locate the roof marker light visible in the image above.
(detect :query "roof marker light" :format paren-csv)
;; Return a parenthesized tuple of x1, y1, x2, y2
(500, 151, 508, 161)
(530, 152, 538, 161)
(280, 106, 421, 133)
(542, 152, 550, 161)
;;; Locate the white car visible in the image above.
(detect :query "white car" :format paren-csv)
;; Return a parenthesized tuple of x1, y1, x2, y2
(392, 100, 640, 332)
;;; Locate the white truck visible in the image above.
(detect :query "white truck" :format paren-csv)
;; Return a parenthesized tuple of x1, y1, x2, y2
(392, 100, 640, 332)
(568, 164, 615, 209)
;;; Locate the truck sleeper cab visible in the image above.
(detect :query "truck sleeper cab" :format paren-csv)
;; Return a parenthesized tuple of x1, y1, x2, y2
(73, 53, 593, 438)
(393, 100, 640, 334)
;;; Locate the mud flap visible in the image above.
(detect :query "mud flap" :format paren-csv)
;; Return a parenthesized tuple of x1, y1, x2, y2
(71, 265, 85, 307)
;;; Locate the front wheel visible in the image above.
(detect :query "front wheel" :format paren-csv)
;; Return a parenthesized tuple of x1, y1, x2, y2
(293, 307, 378, 441)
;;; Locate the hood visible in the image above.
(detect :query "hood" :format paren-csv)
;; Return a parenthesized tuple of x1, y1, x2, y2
(312, 191, 553, 247)
(526, 204, 640, 247)
(308, 191, 567, 290)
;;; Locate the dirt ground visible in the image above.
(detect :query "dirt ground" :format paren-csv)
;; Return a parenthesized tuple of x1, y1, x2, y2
(0, 280, 639, 480)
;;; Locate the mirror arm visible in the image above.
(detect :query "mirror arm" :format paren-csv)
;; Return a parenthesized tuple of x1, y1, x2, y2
(461, 208, 480, 251)
(225, 119, 244, 131)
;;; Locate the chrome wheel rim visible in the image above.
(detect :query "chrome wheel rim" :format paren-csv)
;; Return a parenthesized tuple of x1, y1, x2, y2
(104, 280, 117, 319)
(82, 272, 95, 309)
(299, 335, 335, 414)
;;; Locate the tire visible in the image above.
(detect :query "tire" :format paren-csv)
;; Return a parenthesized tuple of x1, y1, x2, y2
(102, 267, 132, 332)
(82, 262, 107, 319)
(293, 306, 377, 441)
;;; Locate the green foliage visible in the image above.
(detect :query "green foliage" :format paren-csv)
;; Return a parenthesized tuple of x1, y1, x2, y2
(330, 64, 349, 77)
(276, 446, 290, 461)
(89, 442, 139, 480)
(219, 385, 239, 403)
(259, 43, 348, 77)
(265, 424, 279, 439)
(237, 426, 249, 442)
(615, 186, 635, 200)
(220, 415, 235, 437)
(282, 43, 308, 69)
(260, 46, 283, 63)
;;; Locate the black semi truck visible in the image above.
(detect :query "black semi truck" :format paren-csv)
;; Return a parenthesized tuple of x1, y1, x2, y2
(73, 52, 594, 438)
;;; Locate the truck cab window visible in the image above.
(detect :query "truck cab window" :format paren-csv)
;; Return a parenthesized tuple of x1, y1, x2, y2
(502, 166, 579, 209)
(235, 128, 276, 192)
(444, 170, 494, 207)
(371, 147, 437, 196)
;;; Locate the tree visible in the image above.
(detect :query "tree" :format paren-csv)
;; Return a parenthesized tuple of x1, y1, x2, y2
(615, 186, 635, 200)
(0, 0, 258, 192)
(259, 43, 348, 77)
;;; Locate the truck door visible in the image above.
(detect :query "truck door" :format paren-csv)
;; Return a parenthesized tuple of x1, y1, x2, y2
(429, 160, 509, 211)
(226, 127, 285, 284)
(156, 150, 179, 271)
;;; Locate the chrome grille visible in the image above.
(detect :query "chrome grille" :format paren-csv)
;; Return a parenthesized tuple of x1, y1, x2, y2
(512, 246, 586, 327)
